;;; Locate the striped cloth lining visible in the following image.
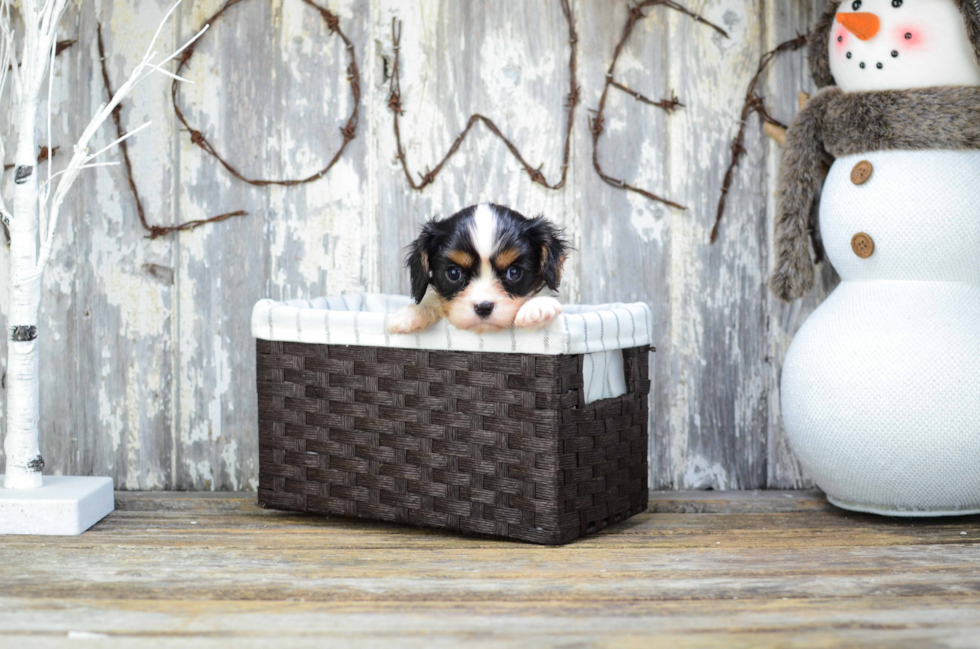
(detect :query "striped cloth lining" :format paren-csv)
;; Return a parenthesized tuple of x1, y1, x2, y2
(251, 294, 653, 357)
(582, 349, 626, 404)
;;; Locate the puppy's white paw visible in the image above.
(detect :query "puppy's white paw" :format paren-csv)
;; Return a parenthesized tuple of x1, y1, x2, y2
(387, 305, 439, 334)
(514, 297, 562, 330)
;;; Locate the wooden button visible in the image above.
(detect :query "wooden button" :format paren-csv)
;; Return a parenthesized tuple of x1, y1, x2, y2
(851, 160, 873, 185)
(851, 233, 875, 259)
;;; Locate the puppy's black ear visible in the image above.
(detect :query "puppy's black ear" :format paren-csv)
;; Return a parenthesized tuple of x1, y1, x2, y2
(525, 217, 568, 292)
(405, 222, 441, 304)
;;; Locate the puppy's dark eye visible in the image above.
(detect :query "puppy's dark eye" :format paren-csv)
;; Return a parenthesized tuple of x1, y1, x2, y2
(506, 267, 522, 282)
(446, 267, 462, 282)
(851, 0, 861, 9)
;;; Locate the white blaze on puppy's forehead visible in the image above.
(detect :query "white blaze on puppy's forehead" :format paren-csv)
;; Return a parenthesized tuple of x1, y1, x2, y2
(461, 204, 507, 311)
(470, 204, 498, 261)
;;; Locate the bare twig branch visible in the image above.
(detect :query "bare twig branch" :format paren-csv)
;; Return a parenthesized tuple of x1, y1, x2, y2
(2, 0, 20, 95)
(0, 0, 14, 227)
(711, 34, 807, 243)
(33, 0, 208, 276)
(387, 0, 579, 192)
(54, 38, 74, 56)
(171, 0, 360, 187)
(97, 24, 245, 239)
(591, 0, 729, 211)
(609, 81, 684, 113)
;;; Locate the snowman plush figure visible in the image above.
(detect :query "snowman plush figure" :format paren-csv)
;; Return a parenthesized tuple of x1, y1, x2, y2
(772, 0, 980, 515)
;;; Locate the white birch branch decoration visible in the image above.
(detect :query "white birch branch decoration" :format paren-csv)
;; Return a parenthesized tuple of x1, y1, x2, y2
(0, 0, 15, 229)
(0, 0, 207, 489)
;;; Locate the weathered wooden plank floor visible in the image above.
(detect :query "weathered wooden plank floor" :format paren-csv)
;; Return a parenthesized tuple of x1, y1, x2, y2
(2, 491, 979, 648)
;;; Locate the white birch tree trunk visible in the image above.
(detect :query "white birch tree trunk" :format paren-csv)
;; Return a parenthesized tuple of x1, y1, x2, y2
(4, 101, 44, 490)
(3, 98, 44, 489)
(3, 1, 44, 489)
(0, 0, 203, 489)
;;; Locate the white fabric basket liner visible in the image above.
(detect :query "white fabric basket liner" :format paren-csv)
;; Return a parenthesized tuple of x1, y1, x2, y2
(251, 294, 654, 404)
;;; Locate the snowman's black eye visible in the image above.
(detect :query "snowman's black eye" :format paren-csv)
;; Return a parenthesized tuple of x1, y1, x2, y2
(892, 0, 903, 6)
(852, 0, 862, 9)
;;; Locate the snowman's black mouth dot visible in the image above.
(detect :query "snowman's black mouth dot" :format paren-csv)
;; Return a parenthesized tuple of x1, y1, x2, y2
(905, 32, 913, 39)
(847, 52, 853, 59)
(877, 62, 884, 69)
(838, 36, 843, 43)
(860, 62, 866, 69)
(892, 50, 899, 58)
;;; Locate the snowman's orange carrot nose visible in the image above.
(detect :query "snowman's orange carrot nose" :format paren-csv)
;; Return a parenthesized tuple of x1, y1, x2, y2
(837, 12, 881, 40)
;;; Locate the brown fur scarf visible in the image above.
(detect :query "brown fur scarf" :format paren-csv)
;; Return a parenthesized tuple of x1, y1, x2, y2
(771, 85, 980, 302)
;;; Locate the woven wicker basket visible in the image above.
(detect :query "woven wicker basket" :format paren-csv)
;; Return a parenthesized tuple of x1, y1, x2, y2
(253, 294, 654, 544)
(256, 340, 651, 545)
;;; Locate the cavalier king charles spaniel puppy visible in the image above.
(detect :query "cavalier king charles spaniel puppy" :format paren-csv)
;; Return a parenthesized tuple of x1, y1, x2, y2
(387, 203, 568, 334)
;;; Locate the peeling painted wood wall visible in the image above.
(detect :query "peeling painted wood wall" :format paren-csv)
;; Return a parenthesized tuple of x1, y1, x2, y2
(0, 0, 836, 491)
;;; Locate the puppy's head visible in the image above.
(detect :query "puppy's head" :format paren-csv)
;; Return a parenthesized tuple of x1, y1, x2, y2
(406, 204, 567, 333)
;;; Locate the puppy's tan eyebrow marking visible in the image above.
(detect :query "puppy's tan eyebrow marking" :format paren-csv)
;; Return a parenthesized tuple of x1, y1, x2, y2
(494, 247, 520, 268)
(447, 250, 475, 267)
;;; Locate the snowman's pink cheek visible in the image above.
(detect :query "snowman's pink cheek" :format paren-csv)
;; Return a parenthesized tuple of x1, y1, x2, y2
(894, 26, 923, 49)
(834, 27, 850, 51)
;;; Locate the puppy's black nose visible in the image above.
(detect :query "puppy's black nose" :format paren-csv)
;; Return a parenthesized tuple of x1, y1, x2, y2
(474, 302, 494, 319)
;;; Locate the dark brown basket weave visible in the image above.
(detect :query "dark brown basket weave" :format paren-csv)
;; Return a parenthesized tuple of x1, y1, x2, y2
(256, 340, 651, 544)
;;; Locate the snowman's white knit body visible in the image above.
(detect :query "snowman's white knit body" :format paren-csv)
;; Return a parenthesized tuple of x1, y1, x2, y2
(780, 0, 980, 514)
(782, 149, 980, 515)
